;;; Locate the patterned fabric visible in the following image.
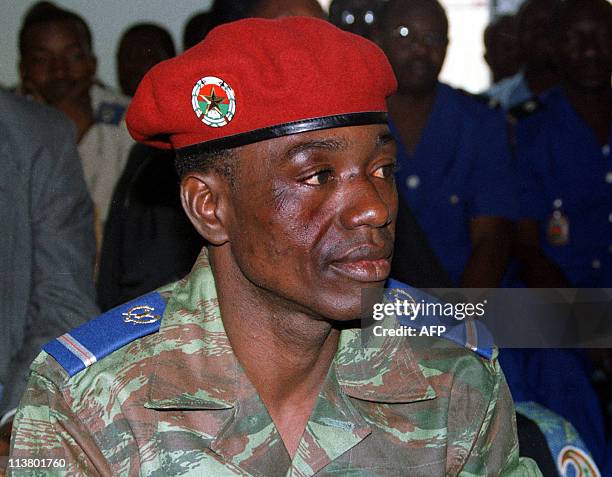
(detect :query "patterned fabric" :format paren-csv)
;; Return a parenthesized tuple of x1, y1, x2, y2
(9, 250, 540, 476)
(515, 402, 601, 477)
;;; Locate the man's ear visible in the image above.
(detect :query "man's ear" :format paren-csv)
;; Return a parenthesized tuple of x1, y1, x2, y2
(180, 172, 231, 245)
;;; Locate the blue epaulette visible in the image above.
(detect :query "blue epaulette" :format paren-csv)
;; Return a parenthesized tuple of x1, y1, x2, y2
(43, 292, 166, 377)
(94, 101, 127, 125)
(386, 278, 495, 360)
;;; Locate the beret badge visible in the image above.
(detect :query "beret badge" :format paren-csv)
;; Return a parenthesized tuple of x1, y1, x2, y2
(191, 76, 236, 128)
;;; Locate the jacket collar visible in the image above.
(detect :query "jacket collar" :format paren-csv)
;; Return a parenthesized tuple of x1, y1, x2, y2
(145, 249, 435, 410)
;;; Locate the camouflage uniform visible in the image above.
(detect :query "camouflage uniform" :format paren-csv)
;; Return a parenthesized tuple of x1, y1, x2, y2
(9, 251, 540, 476)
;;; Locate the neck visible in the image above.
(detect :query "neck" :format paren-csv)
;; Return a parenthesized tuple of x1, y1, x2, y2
(209, 247, 340, 405)
(562, 84, 611, 145)
(387, 89, 437, 154)
(524, 66, 559, 96)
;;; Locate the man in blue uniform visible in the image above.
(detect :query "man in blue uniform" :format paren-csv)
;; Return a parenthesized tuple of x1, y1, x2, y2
(486, 0, 561, 110)
(504, 0, 612, 467)
(378, 0, 518, 287)
(515, 0, 612, 288)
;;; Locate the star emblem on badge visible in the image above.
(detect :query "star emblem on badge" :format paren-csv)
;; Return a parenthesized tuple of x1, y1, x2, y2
(192, 76, 236, 128)
(201, 86, 225, 116)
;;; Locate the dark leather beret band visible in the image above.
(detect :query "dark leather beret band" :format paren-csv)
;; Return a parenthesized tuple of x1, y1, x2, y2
(176, 112, 388, 157)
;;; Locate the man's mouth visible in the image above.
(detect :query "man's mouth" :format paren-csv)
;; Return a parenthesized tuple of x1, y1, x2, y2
(329, 245, 393, 283)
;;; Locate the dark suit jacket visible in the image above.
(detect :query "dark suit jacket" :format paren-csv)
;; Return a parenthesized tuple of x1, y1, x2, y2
(0, 90, 98, 414)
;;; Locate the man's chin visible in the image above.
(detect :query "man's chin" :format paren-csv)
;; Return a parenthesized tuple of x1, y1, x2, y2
(42, 83, 78, 104)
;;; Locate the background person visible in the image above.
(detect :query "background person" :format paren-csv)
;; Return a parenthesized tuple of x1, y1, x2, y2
(116, 23, 176, 97)
(17, 1, 133, 252)
(0, 90, 98, 463)
(378, 0, 518, 288)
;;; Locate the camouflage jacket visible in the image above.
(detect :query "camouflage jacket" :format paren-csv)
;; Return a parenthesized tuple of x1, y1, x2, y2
(9, 251, 540, 476)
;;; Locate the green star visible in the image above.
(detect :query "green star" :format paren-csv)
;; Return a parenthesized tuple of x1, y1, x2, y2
(202, 87, 225, 116)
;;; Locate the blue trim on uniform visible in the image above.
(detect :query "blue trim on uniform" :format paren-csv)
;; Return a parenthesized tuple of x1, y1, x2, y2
(43, 292, 166, 377)
(94, 101, 126, 125)
(386, 278, 495, 359)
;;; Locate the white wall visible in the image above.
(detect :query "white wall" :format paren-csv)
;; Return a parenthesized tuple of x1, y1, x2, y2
(440, 0, 491, 93)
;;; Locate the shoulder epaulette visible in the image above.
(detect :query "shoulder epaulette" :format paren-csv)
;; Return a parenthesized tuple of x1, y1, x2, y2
(94, 101, 127, 126)
(386, 278, 495, 360)
(507, 97, 543, 123)
(43, 292, 166, 377)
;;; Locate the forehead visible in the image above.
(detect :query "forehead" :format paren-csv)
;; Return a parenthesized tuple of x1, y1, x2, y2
(331, 0, 373, 12)
(382, 1, 446, 30)
(237, 123, 393, 165)
(561, 7, 611, 32)
(23, 20, 87, 50)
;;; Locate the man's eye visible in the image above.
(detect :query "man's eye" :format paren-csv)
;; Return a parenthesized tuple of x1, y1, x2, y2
(373, 163, 396, 179)
(304, 170, 333, 185)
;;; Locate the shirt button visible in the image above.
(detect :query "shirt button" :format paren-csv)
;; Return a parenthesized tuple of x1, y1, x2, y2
(606, 172, 612, 184)
(406, 175, 420, 189)
(449, 194, 460, 205)
(592, 259, 601, 269)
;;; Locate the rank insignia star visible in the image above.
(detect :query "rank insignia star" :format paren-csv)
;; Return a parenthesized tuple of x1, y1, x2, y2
(192, 76, 236, 128)
(202, 87, 225, 116)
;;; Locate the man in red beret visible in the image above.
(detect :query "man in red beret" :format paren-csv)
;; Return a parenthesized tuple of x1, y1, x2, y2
(8, 17, 539, 476)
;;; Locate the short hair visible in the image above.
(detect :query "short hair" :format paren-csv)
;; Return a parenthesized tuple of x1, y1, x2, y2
(516, 0, 560, 35)
(378, 0, 449, 37)
(483, 15, 517, 51)
(119, 23, 176, 58)
(19, 2, 93, 56)
(183, 12, 214, 51)
(552, 0, 612, 37)
(175, 149, 240, 188)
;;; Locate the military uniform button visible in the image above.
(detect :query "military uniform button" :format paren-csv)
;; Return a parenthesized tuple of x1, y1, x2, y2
(406, 175, 420, 189)
(592, 259, 601, 269)
(524, 101, 537, 112)
(449, 194, 459, 205)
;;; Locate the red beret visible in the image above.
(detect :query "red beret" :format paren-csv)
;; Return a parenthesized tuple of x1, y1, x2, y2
(126, 16, 397, 153)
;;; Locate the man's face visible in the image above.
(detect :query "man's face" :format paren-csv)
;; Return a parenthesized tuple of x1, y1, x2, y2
(118, 32, 174, 97)
(484, 18, 521, 82)
(558, 9, 612, 92)
(20, 20, 96, 105)
(379, 3, 448, 95)
(224, 124, 397, 321)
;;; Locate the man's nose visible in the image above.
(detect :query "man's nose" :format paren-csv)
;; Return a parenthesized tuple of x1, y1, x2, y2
(339, 177, 394, 230)
(49, 56, 69, 78)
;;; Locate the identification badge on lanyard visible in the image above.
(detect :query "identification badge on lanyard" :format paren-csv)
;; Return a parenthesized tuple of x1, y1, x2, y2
(547, 199, 570, 246)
